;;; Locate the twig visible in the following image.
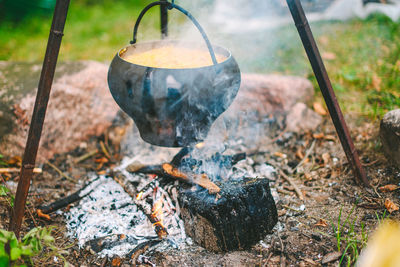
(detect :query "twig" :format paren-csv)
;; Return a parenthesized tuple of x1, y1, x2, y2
(74, 149, 98, 164)
(37, 177, 101, 213)
(0, 168, 42, 174)
(25, 202, 38, 227)
(289, 139, 316, 174)
(264, 252, 273, 267)
(279, 170, 304, 200)
(100, 141, 111, 159)
(45, 160, 75, 183)
(362, 159, 379, 167)
(277, 231, 284, 253)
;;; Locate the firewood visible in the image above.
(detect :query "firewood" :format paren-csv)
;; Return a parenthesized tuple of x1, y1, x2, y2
(161, 163, 220, 194)
(178, 177, 278, 252)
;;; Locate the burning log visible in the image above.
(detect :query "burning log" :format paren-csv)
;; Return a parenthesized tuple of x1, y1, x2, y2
(161, 163, 220, 194)
(126, 162, 221, 193)
(178, 177, 278, 252)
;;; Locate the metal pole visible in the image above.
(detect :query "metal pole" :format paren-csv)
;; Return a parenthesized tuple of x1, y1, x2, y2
(286, 0, 369, 186)
(9, 0, 70, 237)
(160, 0, 168, 38)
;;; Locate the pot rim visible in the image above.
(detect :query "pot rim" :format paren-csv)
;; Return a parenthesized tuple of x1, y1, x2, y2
(116, 39, 233, 71)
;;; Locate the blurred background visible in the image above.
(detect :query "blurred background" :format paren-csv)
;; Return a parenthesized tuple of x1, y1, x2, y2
(0, 0, 399, 118)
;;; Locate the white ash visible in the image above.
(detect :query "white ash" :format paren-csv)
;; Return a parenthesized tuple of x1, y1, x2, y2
(65, 174, 186, 258)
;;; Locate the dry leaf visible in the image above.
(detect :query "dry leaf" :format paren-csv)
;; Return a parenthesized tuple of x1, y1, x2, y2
(379, 184, 400, 193)
(385, 198, 399, 214)
(296, 149, 304, 160)
(7, 156, 22, 166)
(322, 153, 331, 165)
(36, 209, 51, 220)
(304, 173, 313, 181)
(315, 218, 328, 227)
(324, 135, 336, 141)
(274, 152, 287, 158)
(313, 102, 327, 116)
(94, 157, 109, 163)
(313, 133, 325, 139)
(111, 257, 122, 267)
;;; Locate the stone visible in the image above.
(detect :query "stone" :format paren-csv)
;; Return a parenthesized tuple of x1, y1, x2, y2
(285, 102, 322, 132)
(178, 177, 278, 252)
(0, 61, 119, 160)
(380, 109, 400, 165)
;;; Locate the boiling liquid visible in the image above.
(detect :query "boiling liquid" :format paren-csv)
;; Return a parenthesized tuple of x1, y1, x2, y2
(123, 45, 227, 69)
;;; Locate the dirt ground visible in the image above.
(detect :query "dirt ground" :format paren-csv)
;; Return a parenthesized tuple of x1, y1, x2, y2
(1, 114, 399, 267)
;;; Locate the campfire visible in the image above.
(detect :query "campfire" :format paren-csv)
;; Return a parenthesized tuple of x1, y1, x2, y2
(39, 141, 279, 259)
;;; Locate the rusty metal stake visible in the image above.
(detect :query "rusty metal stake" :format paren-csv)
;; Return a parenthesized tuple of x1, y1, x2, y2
(9, 0, 70, 237)
(286, 0, 369, 186)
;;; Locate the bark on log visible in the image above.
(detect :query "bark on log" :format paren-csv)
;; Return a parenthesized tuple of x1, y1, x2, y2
(178, 177, 277, 252)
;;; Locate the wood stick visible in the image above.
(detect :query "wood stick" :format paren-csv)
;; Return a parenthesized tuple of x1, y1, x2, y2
(100, 141, 111, 159)
(37, 177, 101, 214)
(112, 174, 168, 239)
(0, 168, 42, 174)
(170, 147, 193, 166)
(279, 170, 304, 200)
(162, 163, 220, 194)
(126, 162, 220, 194)
(288, 139, 316, 174)
(74, 149, 98, 164)
(45, 160, 75, 183)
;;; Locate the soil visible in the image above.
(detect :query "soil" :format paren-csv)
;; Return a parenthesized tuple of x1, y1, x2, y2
(1, 113, 399, 267)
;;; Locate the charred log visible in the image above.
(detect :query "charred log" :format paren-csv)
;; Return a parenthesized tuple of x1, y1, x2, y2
(178, 177, 277, 252)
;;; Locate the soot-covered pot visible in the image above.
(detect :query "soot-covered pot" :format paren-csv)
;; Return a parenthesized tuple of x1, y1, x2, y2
(107, 2, 241, 147)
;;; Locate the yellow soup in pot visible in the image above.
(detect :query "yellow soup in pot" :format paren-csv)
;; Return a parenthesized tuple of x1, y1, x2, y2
(123, 45, 227, 69)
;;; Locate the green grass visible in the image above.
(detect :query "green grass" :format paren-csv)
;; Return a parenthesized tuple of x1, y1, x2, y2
(0, 2, 399, 118)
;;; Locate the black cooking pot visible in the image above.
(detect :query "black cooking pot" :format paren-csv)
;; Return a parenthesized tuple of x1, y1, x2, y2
(108, 1, 241, 147)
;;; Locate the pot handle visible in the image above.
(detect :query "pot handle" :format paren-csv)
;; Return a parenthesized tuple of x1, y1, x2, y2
(131, 1, 218, 66)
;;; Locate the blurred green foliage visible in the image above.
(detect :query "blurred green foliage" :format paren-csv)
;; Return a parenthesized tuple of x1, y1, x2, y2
(0, 0, 55, 22)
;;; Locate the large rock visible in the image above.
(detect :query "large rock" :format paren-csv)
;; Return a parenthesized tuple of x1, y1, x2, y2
(0, 61, 119, 160)
(380, 109, 400, 166)
(226, 73, 314, 118)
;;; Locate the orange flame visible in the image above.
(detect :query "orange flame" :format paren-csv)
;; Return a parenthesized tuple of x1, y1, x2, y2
(152, 196, 164, 227)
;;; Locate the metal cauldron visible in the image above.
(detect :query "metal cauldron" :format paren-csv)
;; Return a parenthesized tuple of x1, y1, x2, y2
(107, 1, 241, 147)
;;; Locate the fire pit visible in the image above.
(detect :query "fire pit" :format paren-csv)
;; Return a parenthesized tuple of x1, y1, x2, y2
(55, 143, 278, 257)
